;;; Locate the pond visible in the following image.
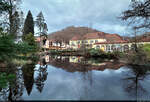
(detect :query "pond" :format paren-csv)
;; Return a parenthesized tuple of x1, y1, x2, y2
(0, 55, 150, 101)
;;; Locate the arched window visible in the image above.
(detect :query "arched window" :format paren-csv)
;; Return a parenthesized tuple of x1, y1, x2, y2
(116, 45, 121, 51)
(106, 45, 111, 51)
(124, 45, 129, 52)
(96, 45, 100, 49)
(111, 45, 116, 51)
(131, 44, 137, 51)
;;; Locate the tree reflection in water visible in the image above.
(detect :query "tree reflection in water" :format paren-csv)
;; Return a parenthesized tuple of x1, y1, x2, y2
(122, 65, 150, 100)
(34, 57, 48, 93)
(22, 64, 35, 96)
(78, 58, 93, 100)
(0, 65, 24, 101)
(79, 70, 93, 100)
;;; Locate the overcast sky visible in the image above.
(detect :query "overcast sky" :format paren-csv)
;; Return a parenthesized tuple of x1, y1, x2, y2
(21, 0, 131, 36)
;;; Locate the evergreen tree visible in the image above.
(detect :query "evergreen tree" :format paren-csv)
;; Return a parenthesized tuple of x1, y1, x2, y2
(11, 11, 20, 38)
(43, 23, 48, 36)
(23, 10, 34, 41)
(35, 11, 48, 36)
(35, 11, 45, 36)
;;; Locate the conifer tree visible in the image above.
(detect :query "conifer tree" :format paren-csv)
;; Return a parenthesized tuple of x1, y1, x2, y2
(23, 10, 34, 40)
(35, 11, 48, 46)
(35, 11, 45, 36)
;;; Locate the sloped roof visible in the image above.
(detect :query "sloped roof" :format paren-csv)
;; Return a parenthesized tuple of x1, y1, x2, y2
(83, 32, 105, 39)
(70, 32, 125, 43)
(140, 37, 150, 42)
(105, 34, 123, 42)
(71, 35, 83, 40)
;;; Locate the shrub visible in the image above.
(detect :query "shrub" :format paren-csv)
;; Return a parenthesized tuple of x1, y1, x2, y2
(88, 48, 105, 56)
(142, 44, 150, 59)
(0, 29, 38, 62)
(126, 47, 148, 65)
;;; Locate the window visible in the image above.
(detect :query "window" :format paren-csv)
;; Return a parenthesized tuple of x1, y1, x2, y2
(85, 40, 88, 43)
(95, 40, 98, 43)
(71, 42, 75, 46)
(90, 40, 94, 43)
(96, 45, 100, 49)
(124, 45, 129, 52)
(131, 44, 136, 51)
(77, 41, 80, 44)
(111, 45, 117, 50)
(106, 45, 110, 51)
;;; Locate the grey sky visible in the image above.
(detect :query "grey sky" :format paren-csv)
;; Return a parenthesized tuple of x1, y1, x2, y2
(22, 0, 131, 35)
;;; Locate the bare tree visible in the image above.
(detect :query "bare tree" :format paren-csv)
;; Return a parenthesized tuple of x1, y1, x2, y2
(120, 0, 150, 30)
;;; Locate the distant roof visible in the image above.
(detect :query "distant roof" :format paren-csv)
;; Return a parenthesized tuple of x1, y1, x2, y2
(71, 35, 83, 40)
(70, 32, 124, 42)
(105, 34, 123, 42)
(83, 32, 105, 39)
(140, 37, 150, 42)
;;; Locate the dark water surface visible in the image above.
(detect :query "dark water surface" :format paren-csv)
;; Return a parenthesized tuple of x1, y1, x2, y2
(0, 55, 150, 101)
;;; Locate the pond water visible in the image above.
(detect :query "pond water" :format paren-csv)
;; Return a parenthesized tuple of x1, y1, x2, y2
(0, 55, 150, 101)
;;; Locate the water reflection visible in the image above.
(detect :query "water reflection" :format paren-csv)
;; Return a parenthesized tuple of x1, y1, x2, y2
(0, 66, 24, 101)
(47, 55, 125, 72)
(22, 64, 35, 95)
(0, 55, 150, 101)
(34, 66, 48, 93)
(122, 65, 150, 100)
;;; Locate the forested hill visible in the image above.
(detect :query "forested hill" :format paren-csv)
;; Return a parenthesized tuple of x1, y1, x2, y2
(48, 26, 99, 43)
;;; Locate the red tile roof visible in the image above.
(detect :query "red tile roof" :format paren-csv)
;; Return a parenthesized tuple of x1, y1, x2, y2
(71, 35, 83, 40)
(140, 37, 150, 42)
(83, 32, 105, 39)
(70, 32, 124, 42)
(105, 34, 123, 42)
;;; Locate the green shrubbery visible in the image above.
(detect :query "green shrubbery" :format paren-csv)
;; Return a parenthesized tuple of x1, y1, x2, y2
(0, 28, 38, 63)
(125, 45, 149, 65)
(0, 72, 16, 88)
(87, 48, 124, 59)
(88, 48, 105, 56)
(142, 44, 150, 59)
(0, 29, 17, 61)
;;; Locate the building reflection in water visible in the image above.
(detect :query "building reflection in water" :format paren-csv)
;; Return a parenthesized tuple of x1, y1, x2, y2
(46, 55, 125, 72)
(45, 55, 125, 100)
(122, 65, 150, 100)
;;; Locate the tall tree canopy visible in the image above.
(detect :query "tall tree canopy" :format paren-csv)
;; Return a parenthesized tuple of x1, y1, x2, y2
(120, 0, 150, 29)
(0, 0, 22, 38)
(23, 10, 34, 40)
(35, 11, 48, 37)
(0, 0, 11, 14)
